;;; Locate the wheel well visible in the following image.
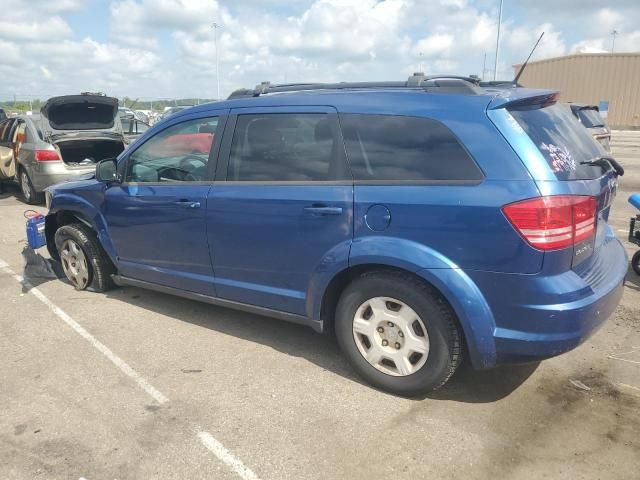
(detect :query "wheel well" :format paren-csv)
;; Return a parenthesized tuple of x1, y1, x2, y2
(45, 210, 92, 260)
(320, 264, 462, 333)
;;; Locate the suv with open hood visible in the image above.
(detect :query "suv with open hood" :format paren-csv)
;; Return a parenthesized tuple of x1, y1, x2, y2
(0, 94, 126, 204)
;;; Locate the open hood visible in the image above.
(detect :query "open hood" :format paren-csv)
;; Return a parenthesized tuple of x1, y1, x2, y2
(41, 95, 119, 131)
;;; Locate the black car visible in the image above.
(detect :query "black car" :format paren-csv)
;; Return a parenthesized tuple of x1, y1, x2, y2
(569, 104, 611, 152)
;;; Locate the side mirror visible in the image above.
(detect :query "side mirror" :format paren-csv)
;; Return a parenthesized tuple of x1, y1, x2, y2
(96, 158, 118, 183)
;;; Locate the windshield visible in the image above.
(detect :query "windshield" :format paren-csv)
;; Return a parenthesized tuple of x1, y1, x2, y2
(509, 102, 606, 180)
(577, 108, 605, 128)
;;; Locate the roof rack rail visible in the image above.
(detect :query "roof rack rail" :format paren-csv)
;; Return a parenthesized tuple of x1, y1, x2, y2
(228, 73, 483, 99)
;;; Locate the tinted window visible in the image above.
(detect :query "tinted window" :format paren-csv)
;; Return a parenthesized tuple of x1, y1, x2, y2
(577, 108, 605, 128)
(227, 113, 347, 181)
(125, 116, 218, 183)
(0, 119, 15, 142)
(340, 114, 483, 182)
(0, 109, 6, 121)
(509, 103, 604, 180)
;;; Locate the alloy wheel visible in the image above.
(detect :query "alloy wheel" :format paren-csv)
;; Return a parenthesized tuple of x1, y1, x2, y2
(21, 172, 31, 201)
(60, 239, 90, 289)
(352, 297, 430, 376)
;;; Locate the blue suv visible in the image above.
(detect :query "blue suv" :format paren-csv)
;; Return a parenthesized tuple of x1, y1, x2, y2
(44, 75, 628, 395)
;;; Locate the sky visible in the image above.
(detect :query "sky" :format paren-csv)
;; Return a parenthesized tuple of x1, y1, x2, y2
(0, 0, 639, 102)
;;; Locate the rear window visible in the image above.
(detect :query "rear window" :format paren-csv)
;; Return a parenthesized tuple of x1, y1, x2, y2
(340, 114, 483, 182)
(508, 103, 605, 180)
(577, 108, 605, 128)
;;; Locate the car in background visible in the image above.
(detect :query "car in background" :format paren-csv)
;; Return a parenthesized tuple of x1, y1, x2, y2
(569, 104, 611, 152)
(0, 94, 126, 204)
(120, 116, 150, 143)
(44, 77, 627, 395)
(0, 108, 7, 121)
(159, 106, 194, 122)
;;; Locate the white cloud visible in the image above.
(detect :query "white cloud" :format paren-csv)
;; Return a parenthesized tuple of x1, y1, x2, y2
(40, 66, 53, 80)
(1, 0, 639, 100)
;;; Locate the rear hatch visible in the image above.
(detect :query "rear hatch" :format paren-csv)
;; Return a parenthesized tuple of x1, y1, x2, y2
(496, 95, 619, 270)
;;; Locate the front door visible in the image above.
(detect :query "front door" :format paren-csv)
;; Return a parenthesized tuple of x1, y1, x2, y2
(207, 107, 353, 315)
(0, 119, 16, 180)
(104, 112, 226, 295)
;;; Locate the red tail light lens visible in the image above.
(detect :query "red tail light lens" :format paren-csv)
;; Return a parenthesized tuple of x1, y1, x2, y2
(34, 150, 61, 162)
(502, 195, 597, 250)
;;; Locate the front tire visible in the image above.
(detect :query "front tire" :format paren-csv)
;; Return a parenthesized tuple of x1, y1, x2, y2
(54, 223, 116, 292)
(335, 271, 462, 396)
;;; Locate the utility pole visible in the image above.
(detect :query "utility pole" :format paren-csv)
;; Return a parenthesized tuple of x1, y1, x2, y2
(493, 0, 504, 80)
(212, 22, 222, 100)
(482, 52, 487, 80)
(611, 30, 618, 53)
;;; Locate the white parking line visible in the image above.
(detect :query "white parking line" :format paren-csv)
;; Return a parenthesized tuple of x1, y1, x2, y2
(0, 258, 262, 480)
(198, 431, 261, 480)
(0, 259, 168, 404)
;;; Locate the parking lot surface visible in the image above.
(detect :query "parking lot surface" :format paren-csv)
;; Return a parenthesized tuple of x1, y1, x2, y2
(1, 132, 639, 480)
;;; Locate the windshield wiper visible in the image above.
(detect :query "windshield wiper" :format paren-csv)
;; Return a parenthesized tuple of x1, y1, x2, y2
(580, 156, 624, 177)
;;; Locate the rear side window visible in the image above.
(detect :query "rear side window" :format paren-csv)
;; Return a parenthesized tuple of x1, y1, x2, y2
(227, 113, 347, 181)
(339, 114, 483, 182)
(508, 103, 604, 180)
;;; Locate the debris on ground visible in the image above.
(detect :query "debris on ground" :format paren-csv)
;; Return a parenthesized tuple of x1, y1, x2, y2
(569, 379, 592, 391)
(21, 246, 62, 280)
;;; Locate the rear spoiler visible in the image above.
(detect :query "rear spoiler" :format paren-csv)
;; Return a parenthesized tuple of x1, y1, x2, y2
(488, 90, 559, 110)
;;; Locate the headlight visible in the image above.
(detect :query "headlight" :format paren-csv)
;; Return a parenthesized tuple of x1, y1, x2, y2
(45, 190, 53, 210)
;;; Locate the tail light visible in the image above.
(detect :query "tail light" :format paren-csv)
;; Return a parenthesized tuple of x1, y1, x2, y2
(502, 195, 597, 250)
(34, 150, 61, 162)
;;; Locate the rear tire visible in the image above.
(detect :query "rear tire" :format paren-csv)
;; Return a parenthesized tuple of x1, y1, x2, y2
(335, 271, 462, 396)
(19, 168, 43, 205)
(54, 223, 116, 292)
(632, 250, 640, 276)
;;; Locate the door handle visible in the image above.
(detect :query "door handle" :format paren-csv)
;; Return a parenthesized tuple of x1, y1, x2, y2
(303, 205, 343, 216)
(174, 200, 201, 209)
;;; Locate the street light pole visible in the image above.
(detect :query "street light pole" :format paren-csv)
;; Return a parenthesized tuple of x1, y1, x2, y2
(493, 0, 504, 80)
(212, 22, 221, 100)
(611, 30, 618, 53)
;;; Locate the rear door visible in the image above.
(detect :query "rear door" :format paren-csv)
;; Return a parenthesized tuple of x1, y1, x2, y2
(207, 107, 353, 315)
(104, 112, 226, 295)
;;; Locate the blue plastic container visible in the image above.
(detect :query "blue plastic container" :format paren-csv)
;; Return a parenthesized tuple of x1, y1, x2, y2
(629, 193, 640, 210)
(26, 214, 47, 249)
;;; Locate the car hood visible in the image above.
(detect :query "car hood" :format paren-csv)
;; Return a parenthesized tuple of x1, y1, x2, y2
(41, 95, 120, 131)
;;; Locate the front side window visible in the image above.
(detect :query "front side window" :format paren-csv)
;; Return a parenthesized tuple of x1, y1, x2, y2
(340, 114, 483, 182)
(125, 116, 219, 183)
(227, 113, 347, 181)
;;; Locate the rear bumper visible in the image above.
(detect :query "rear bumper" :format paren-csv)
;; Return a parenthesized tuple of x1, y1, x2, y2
(465, 232, 628, 366)
(30, 162, 95, 191)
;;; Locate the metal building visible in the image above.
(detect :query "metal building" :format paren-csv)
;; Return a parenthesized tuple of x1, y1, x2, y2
(513, 53, 640, 129)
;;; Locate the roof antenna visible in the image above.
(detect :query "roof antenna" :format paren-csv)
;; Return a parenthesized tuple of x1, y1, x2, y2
(514, 31, 544, 85)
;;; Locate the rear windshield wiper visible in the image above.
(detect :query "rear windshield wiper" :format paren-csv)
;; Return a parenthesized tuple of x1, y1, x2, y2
(580, 156, 624, 177)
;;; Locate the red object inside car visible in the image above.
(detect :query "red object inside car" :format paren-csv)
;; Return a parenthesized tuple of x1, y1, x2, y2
(148, 133, 214, 157)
